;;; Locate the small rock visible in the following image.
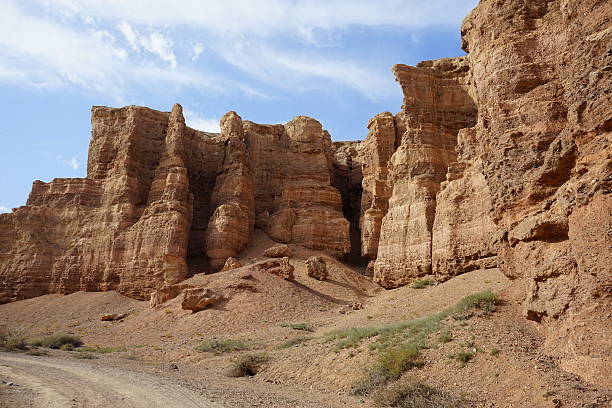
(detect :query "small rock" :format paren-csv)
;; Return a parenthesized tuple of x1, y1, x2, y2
(100, 313, 127, 321)
(221, 257, 242, 272)
(263, 244, 292, 258)
(169, 363, 179, 370)
(181, 288, 224, 313)
(305, 256, 328, 281)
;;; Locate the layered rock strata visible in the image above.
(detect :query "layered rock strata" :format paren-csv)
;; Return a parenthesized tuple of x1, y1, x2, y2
(0, 108, 349, 302)
(371, 58, 479, 288)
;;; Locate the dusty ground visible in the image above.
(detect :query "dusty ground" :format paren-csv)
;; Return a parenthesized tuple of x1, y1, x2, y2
(1, 239, 610, 407)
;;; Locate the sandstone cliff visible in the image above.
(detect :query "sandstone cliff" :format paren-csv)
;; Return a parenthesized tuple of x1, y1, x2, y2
(0, 108, 350, 302)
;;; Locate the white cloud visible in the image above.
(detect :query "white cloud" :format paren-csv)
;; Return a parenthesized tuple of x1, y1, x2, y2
(191, 43, 204, 61)
(184, 110, 220, 133)
(117, 21, 177, 67)
(56, 155, 80, 170)
(0, 206, 10, 213)
(1, 0, 477, 100)
(0, 2, 217, 101)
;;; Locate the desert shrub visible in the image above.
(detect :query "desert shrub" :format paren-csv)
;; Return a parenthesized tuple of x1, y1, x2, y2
(373, 377, 465, 408)
(353, 345, 424, 397)
(452, 290, 499, 320)
(455, 350, 474, 366)
(29, 334, 83, 349)
(280, 322, 314, 332)
(225, 353, 268, 377)
(277, 336, 311, 349)
(438, 331, 453, 343)
(60, 343, 74, 351)
(490, 347, 500, 356)
(72, 352, 97, 359)
(195, 339, 247, 354)
(0, 329, 27, 352)
(377, 345, 424, 379)
(410, 279, 434, 289)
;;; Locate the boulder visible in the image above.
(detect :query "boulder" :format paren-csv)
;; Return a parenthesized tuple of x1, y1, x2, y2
(254, 257, 294, 280)
(181, 288, 223, 313)
(305, 256, 328, 281)
(221, 257, 242, 271)
(263, 244, 291, 258)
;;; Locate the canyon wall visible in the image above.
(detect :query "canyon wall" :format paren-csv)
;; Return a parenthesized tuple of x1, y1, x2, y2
(0, 107, 350, 302)
(357, 0, 610, 384)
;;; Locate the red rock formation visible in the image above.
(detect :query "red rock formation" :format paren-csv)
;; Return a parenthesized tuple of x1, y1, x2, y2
(0, 107, 349, 302)
(461, 0, 611, 383)
(372, 58, 478, 288)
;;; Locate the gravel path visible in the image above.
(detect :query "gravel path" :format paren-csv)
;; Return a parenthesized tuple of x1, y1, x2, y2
(0, 352, 222, 408)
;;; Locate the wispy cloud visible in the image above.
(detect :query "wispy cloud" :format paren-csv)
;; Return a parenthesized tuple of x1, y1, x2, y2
(185, 110, 220, 133)
(1, 0, 477, 101)
(0, 206, 10, 213)
(56, 155, 81, 171)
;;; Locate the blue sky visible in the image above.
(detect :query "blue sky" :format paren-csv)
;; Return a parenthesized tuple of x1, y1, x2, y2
(0, 0, 478, 211)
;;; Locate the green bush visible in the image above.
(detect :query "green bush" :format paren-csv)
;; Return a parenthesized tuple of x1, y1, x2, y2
(377, 345, 424, 380)
(195, 339, 247, 354)
(0, 330, 27, 352)
(225, 353, 268, 377)
(277, 336, 311, 349)
(452, 290, 499, 320)
(455, 350, 474, 366)
(29, 334, 83, 349)
(373, 377, 465, 407)
(60, 343, 74, 351)
(280, 322, 314, 332)
(438, 331, 453, 343)
(410, 279, 434, 289)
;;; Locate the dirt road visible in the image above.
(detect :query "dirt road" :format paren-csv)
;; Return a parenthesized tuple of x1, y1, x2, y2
(0, 352, 223, 408)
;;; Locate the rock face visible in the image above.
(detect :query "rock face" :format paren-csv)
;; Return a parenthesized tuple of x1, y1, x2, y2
(0, 108, 349, 303)
(371, 58, 478, 288)
(305, 256, 328, 281)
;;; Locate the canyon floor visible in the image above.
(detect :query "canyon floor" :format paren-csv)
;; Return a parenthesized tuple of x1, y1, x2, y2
(1, 238, 610, 407)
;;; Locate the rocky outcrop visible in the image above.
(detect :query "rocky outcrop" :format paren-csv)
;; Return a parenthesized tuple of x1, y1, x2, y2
(204, 111, 255, 270)
(372, 58, 478, 288)
(460, 0, 611, 383)
(305, 256, 328, 281)
(0, 108, 348, 303)
(181, 287, 223, 312)
(253, 257, 295, 280)
(221, 257, 242, 272)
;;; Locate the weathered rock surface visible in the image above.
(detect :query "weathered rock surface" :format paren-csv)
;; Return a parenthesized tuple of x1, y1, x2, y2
(253, 257, 295, 280)
(263, 244, 292, 258)
(221, 257, 242, 272)
(372, 57, 478, 288)
(181, 287, 223, 312)
(0, 108, 348, 303)
(305, 256, 328, 281)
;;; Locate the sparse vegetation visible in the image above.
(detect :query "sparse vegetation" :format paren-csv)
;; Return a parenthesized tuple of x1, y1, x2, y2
(195, 339, 248, 354)
(372, 377, 466, 407)
(78, 346, 128, 353)
(490, 347, 499, 356)
(72, 352, 97, 359)
(452, 290, 499, 320)
(29, 334, 83, 349)
(410, 279, 434, 289)
(438, 331, 453, 343)
(225, 353, 268, 377)
(60, 343, 74, 351)
(455, 350, 474, 366)
(0, 329, 27, 352)
(280, 322, 314, 332)
(277, 336, 311, 349)
(25, 349, 48, 356)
